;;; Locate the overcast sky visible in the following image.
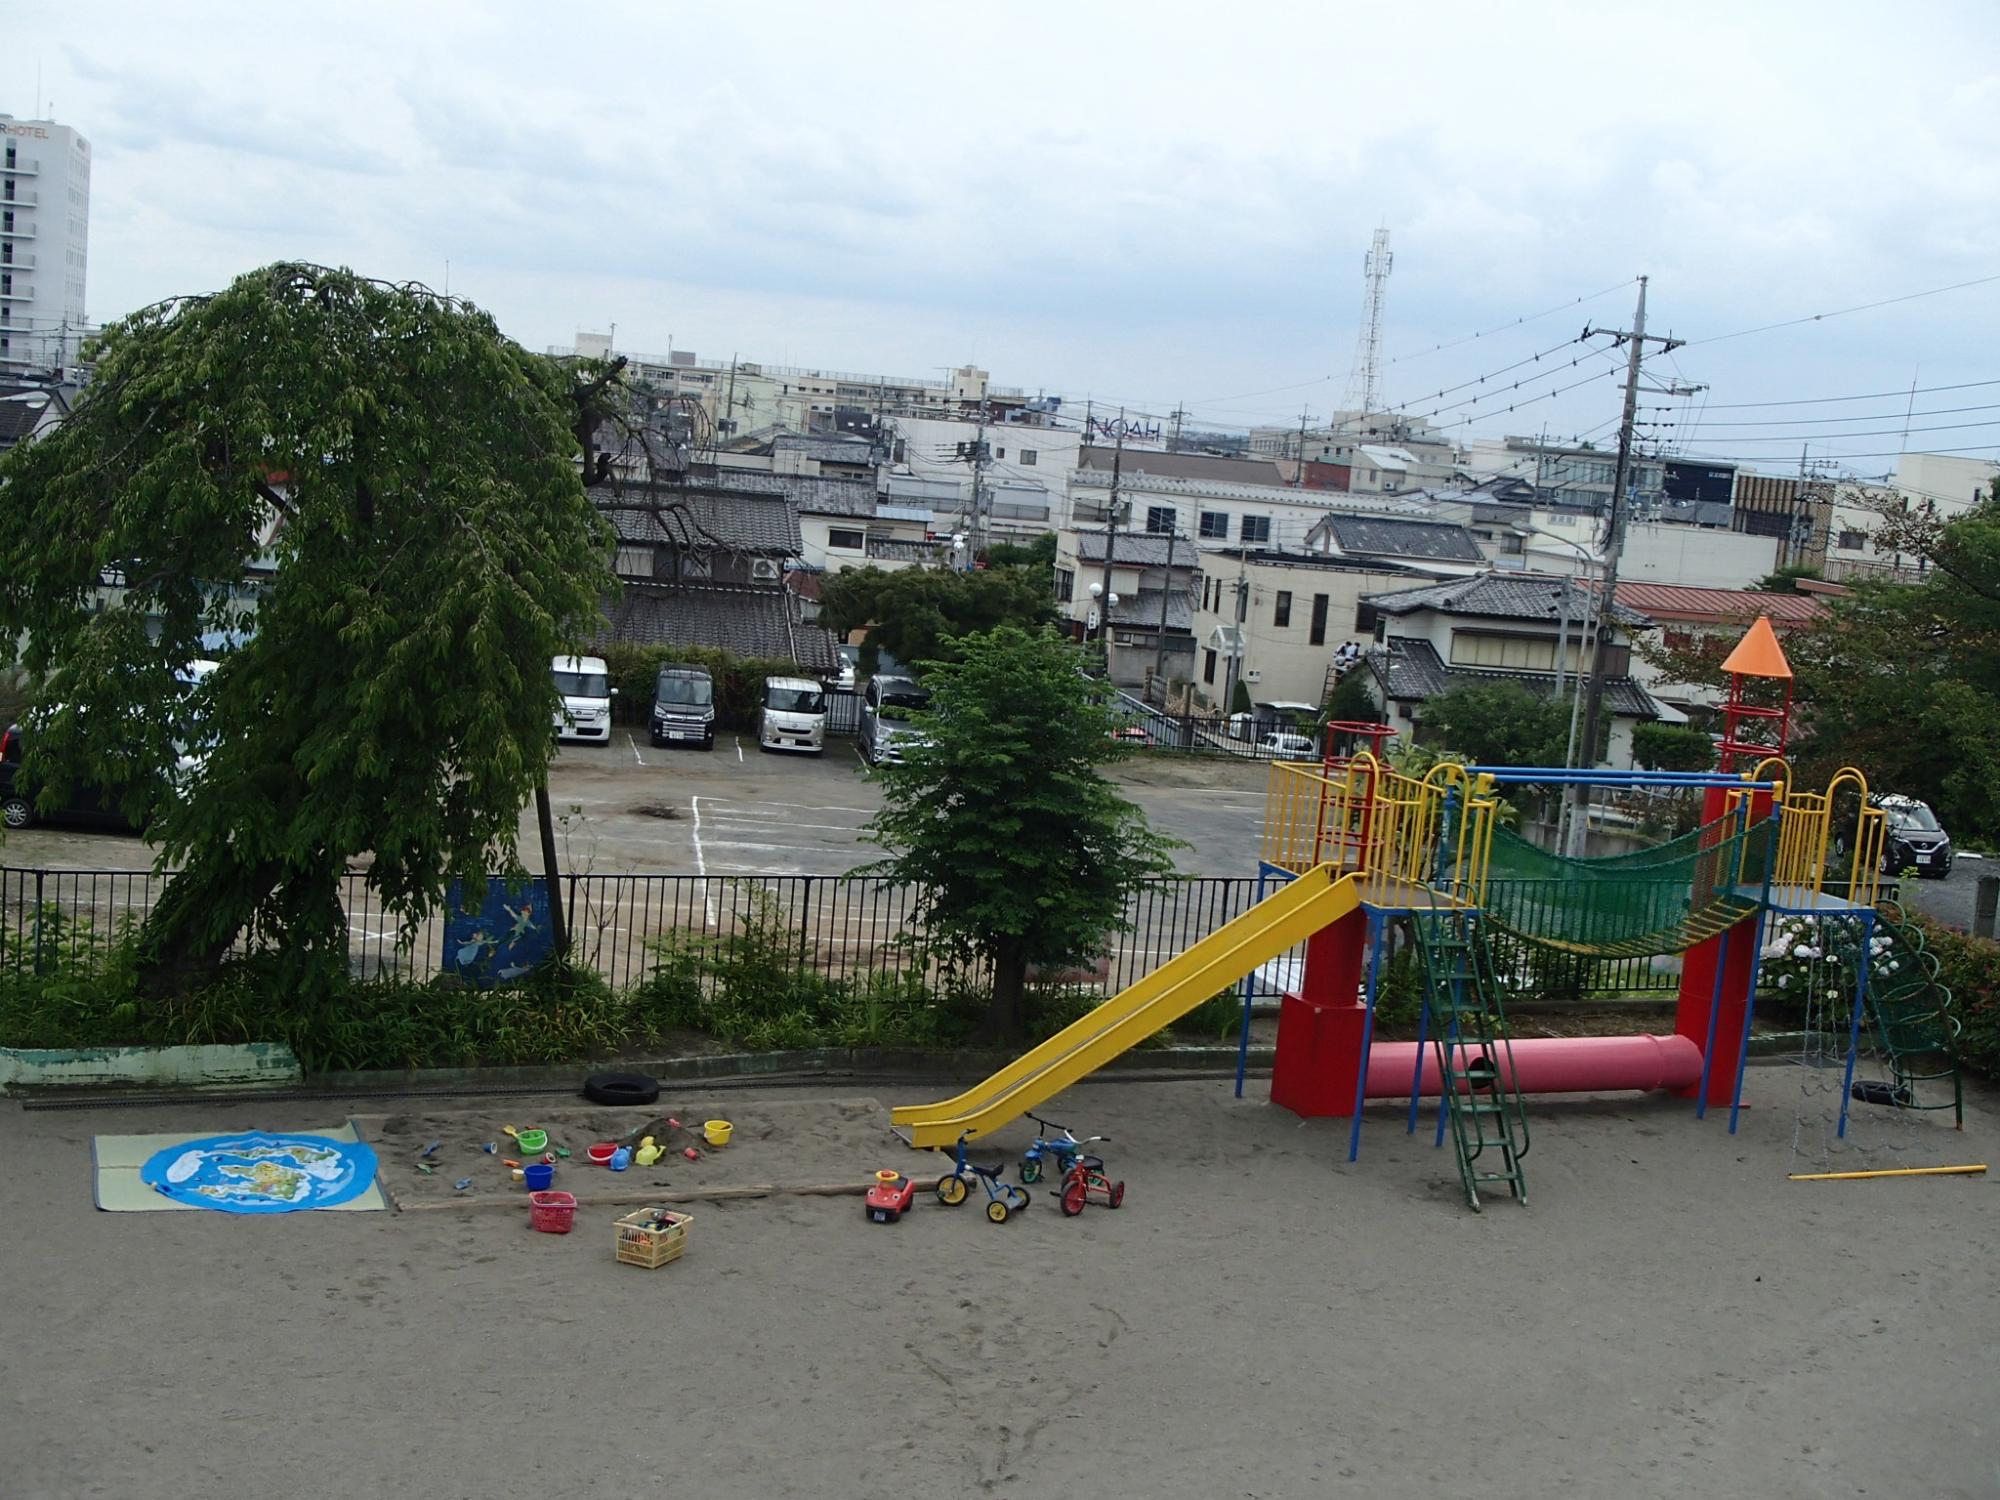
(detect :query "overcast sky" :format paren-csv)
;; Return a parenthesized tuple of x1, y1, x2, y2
(9, 1, 1999, 474)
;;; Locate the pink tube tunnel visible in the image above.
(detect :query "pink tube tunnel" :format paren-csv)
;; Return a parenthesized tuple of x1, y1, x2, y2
(1362, 1033, 1703, 1098)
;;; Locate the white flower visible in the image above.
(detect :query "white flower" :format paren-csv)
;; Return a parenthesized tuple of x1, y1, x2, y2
(1826, 988, 1840, 999)
(1794, 945, 1812, 959)
(1777, 974, 1791, 989)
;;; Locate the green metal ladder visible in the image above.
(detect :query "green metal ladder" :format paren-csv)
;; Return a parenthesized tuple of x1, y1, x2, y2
(1415, 910, 1531, 1211)
(1849, 902, 1964, 1128)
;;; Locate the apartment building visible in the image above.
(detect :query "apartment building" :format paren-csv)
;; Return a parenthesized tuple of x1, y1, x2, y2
(0, 114, 89, 371)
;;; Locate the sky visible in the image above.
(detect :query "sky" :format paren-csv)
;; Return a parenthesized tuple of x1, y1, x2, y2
(8, 0, 2000, 476)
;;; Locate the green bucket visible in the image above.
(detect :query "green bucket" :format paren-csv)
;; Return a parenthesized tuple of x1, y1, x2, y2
(515, 1129, 548, 1156)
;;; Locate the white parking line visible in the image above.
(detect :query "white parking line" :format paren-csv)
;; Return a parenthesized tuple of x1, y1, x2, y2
(735, 737, 744, 762)
(626, 733, 647, 767)
(689, 795, 717, 925)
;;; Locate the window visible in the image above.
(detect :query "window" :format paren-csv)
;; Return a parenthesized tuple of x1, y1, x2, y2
(1204, 649, 1217, 685)
(1146, 505, 1177, 535)
(1309, 594, 1330, 646)
(1056, 567, 1075, 603)
(1274, 591, 1292, 628)
(1020, 449, 1037, 466)
(1837, 529, 1867, 550)
(1199, 510, 1229, 539)
(1450, 632, 1558, 672)
(995, 448, 1005, 460)
(1240, 515, 1271, 544)
(614, 545, 655, 578)
(828, 528, 866, 550)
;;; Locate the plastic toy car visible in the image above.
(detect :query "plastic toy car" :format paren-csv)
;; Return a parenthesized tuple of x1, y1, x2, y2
(865, 1170, 919, 1223)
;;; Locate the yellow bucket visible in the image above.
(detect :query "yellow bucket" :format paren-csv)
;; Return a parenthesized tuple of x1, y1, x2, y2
(703, 1119, 733, 1147)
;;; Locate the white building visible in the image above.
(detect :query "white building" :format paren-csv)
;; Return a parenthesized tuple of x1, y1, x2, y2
(0, 115, 90, 372)
(1823, 452, 1996, 584)
(885, 412, 1089, 541)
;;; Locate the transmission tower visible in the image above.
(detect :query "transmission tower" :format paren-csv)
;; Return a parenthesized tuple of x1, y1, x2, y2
(1342, 227, 1393, 418)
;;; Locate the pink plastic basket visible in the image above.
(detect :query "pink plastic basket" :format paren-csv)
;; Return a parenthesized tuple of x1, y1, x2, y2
(528, 1190, 577, 1234)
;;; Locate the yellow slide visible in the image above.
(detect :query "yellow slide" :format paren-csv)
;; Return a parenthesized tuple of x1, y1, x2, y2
(892, 865, 1361, 1148)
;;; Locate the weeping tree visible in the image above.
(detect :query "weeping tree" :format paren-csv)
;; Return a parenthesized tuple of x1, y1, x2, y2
(0, 263, 618, 996)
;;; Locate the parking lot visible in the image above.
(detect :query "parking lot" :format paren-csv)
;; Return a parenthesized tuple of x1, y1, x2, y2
(0, 730, 1278, 880)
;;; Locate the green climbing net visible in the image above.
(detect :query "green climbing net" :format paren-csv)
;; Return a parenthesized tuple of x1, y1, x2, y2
(1473, 811, 1778, 959)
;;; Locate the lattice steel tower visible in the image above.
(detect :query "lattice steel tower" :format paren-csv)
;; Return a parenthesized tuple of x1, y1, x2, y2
(1342, 227, 1393, 416)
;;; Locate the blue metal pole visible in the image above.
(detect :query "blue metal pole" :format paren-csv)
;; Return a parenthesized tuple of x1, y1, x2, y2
(1347, 910, 1385, 1164)
(1406, 930, 1430, 1136)
(1835, 913, 1875, 1139)
(1727, 908, 1771, 1135)
(1233, 866, 1272, 1099)
(1694, 926, 1732, 1121)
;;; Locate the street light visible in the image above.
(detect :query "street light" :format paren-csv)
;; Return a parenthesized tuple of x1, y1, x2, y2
(1509, 522, 1601, 850)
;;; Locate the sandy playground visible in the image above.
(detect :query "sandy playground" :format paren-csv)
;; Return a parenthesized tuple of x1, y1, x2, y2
(5, 1064, 1998, 1500)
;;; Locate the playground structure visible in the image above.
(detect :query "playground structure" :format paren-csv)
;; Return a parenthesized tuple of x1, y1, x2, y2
(893, 619, 1963, 1210)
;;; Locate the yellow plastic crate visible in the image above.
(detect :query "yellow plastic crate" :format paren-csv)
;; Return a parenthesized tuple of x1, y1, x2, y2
(614, 1208, 693, 1269)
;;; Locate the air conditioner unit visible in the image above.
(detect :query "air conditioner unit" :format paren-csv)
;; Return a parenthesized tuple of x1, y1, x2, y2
(750, 558, 781, 582)
(1243, 669, 1263, 684)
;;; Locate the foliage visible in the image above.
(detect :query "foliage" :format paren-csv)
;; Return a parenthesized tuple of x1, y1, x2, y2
(0, 263, 617, 996)
(862, 626, 1181, 1042)
(1908, 916, 2000, 1079)
(1321, 667, 1379, 726)
(1755, 564, 1824, 593)
(1229, 676, 1254, 716)
(596, 642, 803, 728)
(1423, 681, 1570, 769)
(1631, 721, 1718, 772)
(817, 565, 1055, 677)
(982, 532, 1058, 583)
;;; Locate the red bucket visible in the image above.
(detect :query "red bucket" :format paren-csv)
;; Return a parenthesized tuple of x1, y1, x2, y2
(528, 1190, 577, 1234)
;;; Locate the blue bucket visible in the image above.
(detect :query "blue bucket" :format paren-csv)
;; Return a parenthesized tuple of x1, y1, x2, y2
(524, 1162, 555, 1192)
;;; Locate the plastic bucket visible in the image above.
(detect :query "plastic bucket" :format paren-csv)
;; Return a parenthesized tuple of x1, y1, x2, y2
(515, 1129, 548, 1156)
(587, 1142, 617, 1165)
(524, 1162, 554, 1192)
(703, 1120, 733, 1147)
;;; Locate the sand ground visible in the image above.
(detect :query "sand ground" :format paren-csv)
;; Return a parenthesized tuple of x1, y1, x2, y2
(5, 1066, 1997, 1500)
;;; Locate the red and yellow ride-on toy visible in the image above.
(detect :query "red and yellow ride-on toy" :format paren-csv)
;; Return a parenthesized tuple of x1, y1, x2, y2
(866, 1169, 919, 1223)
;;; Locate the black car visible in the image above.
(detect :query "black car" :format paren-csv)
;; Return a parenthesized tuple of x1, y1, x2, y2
(1877, 795, 1953, 880)
(0, 723, 142, 832)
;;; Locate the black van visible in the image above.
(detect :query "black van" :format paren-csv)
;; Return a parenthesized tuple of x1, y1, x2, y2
(650, 665, 716, 750)
(0, 724, 142, 832)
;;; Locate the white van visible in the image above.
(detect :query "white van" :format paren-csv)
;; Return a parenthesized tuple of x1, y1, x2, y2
(759, 676, 826, 755)
(552, 655, 615, 743)
(860, 674, 931, 766)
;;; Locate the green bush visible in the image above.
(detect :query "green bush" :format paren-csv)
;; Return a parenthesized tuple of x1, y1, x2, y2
(1631, 721, 1717, 772)
(1910, 917, 2000, 1079)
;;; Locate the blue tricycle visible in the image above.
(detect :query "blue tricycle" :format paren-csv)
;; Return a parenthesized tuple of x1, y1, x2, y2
(936, 1131, 1031, 1223)
(1017, 1117, 1108, 1185)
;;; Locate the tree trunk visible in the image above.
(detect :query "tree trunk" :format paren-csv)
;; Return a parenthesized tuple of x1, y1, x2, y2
(984, 941, 1030, 1047)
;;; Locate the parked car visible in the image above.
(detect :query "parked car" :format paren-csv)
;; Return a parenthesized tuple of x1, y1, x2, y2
(552, 655, 615, 744)
(860, 674, 931, 766)
(1877, 794, 1953, 879)
(759, 676, 826, 755)
(1259, 730, 1317, 758)
(650, 664, 715, 750)
(0, 723, 142, 833)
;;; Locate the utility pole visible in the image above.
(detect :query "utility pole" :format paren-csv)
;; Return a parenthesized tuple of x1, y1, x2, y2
(1096, 408, 1128, 643)
(1168, 404, 1187, 455)
(1220, 547, 1250, 719)
(1570, 276, 1686, 853)
(967, 403, 991, 569)
(1082, 399, 1095, 452)
(1151, 526, 1178, 698)
(722, 355, 739, 440)
(1292, 409, 1313, 488)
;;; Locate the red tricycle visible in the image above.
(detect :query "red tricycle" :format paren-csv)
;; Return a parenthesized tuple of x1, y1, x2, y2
(865, 1169, 919, 1223)
(1057, 1157, 1125, 1217)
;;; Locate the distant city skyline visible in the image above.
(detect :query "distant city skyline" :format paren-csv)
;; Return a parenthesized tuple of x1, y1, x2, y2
(7, 0, 1999, 475)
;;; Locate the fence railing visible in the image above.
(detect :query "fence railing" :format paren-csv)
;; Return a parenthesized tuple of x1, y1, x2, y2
(0, 865, 1679, 998)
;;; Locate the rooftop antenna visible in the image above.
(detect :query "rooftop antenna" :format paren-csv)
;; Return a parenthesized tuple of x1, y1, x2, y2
(1343, 226, 1393, 418)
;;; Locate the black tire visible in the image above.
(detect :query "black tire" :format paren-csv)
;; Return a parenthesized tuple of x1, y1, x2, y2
(1, 794, 32, 831)
(582, 1071, 660, 1107)
(703, 735, 715, 752)
(1019, 1158, 1042, 1185)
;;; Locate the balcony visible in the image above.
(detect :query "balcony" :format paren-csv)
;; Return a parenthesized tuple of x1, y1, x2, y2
(1, 155, 37, 175)
(0, 189, 36, 208)
(0, 284, 33, 303)
(0, 220, 32, 239)
(0, 251, 31, 270)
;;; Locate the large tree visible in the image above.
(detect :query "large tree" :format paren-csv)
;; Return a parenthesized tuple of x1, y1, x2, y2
(863, 626, 1179, 1043)
(0, 263, 617, 994)
(818, 564, 1054, 675)
(1422, 680, 1572, 769)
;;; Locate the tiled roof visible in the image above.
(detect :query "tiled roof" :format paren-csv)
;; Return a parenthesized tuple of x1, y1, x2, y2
(867, 538, 953, 562)
(1075, 531, 1202, 568)
(1363, 572, 1651, 627)
(0, 387, 54, 447)
(590, 483, 801, 554)
(1368, 636, 1659, 718)
(1107, 588, 1195, 631)
(1604, 581, 1823, 626)
(1316, 513, 1485, 563)
(598, 582, 839, 672)
(771, 434, 880, 466)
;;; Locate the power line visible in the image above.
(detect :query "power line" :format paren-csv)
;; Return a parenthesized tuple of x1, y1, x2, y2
(1637, 417, 2000, 444)
(1644, 400, 2000, 429)
(1685, 270, 2000, 347)
(1654, 441, 2000, 466)
(1386, 277, 1638, 366)
(1650, 377, 2000, 412)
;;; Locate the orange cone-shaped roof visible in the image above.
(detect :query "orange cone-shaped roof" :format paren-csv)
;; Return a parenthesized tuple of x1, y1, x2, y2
(1720, 615, 1792, 679)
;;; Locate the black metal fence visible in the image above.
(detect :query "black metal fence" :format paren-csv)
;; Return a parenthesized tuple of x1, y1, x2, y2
(0, 865, 1679, 998)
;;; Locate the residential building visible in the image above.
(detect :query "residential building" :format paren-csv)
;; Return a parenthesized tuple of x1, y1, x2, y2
(1731, 470, 1831, 572)
(0, 114, 90, 372)
(1187, 551, 1432, 712)
(0, 374, 72, 451)
(592, 478, 840, 673)
(1463, 435, 1667, 514)
(1354, 573, 1664, 768)
(1822, 453, 1997, 584)
(886, 412, 1088, 542)
(1300, 512, 1488, 575)
(1602, 581, 1829, 719)
(1053, 531, 1201, 692)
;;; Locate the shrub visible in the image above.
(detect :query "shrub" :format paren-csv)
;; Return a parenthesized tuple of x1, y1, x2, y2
(1909, 916, 2000, 1079)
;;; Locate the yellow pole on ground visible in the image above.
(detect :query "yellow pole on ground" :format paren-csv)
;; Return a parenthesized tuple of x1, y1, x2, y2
(1786, 1164, 1987, 1182)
